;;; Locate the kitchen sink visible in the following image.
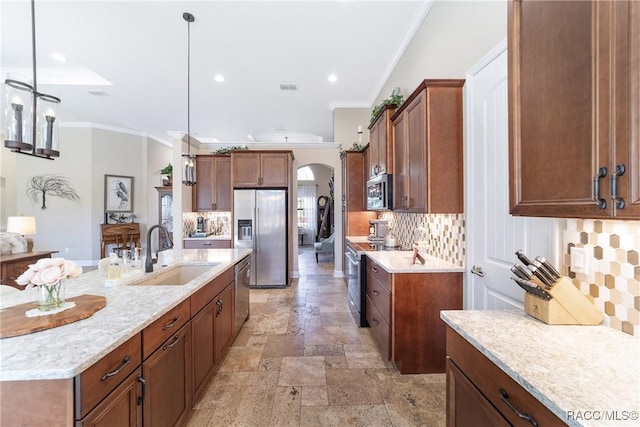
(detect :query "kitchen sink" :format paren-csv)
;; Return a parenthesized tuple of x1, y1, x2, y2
(132, 264, 217, 286)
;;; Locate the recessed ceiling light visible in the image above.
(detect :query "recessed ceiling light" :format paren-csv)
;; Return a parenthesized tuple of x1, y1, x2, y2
(52, 53, 68, 63)
(214, 74, 224, 82)
(328, 74, 338, 83)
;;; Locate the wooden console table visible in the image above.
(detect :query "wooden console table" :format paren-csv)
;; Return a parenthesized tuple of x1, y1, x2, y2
(0, 251, 59, 289)
(100, 223, 141, 258)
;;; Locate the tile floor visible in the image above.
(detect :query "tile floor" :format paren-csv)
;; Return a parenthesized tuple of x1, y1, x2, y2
(185, 247, 447, 426)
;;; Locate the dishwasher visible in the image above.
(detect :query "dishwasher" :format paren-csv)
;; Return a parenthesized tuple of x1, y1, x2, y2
(234, 256, 251, 337)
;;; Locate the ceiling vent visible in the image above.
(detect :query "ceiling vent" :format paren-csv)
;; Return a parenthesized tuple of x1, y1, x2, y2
(279, 83, 298, 91)
(87, 90, 109, 96)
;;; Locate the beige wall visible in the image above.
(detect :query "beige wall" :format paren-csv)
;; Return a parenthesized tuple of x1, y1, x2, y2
(333, 108, 371, 147)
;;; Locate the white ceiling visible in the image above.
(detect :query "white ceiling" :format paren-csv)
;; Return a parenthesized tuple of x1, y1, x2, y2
(1, 0, 431, 146)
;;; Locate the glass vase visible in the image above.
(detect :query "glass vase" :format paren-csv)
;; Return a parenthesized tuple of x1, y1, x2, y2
(38, 280, 65, 311)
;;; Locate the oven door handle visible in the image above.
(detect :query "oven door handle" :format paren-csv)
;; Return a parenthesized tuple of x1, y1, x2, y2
(346, 252, 359, 265)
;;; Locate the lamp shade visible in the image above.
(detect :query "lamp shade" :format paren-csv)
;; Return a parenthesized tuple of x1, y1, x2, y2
(7, 216, 36, 235)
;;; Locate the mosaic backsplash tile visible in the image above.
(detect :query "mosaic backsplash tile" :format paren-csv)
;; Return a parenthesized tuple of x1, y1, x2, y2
(379, 212, 465, 267)
(562, 219, 640, 336)
(182, 212, 231, 237)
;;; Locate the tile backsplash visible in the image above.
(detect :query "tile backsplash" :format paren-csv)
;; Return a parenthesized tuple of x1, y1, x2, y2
(182, 212, 231, 237)
(380, 212, 465, 267)
(562, 219, 640, 336)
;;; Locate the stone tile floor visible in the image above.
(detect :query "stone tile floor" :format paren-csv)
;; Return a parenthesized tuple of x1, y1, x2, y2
(185, 247, 446, 426)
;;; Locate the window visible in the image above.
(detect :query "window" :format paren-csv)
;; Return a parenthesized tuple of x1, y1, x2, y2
(297, 166, 315, 181)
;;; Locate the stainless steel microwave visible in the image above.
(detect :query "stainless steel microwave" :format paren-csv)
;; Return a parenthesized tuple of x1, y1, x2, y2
(366, 174, 392, 211)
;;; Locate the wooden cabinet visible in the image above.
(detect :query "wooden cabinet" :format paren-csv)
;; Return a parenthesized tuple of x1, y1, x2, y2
(368, 106, 395, 178)
(142, 323, 191, 427)
(446, 327, 562, 426)
(193, 155, 231, 212)
(0, 251, 57, 288)
(190, 266, 235, 403)
(100, 224, 141, 259)
(78, 368, 143, 427)
(365, 256, 463, 374)
(231, 151, 292, 188)
(340, 150, 376, 276)
(392, 80, 464, 213)
(183, 239, 231, 249)
(508, 0, 639, 219)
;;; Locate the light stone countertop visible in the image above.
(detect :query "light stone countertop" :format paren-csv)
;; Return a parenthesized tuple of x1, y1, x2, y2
(441, 310, 640, 427)
(183, 235, 231, 241)
(0, 248, 251, 381)
(345, 236, 464, 273)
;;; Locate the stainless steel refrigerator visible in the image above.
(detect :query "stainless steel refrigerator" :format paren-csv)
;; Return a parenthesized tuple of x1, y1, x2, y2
(233, 189, 288, 288)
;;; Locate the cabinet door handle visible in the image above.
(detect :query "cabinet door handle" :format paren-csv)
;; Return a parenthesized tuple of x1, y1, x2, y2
(162, 335, 181, 351)
(372, 267, 378, 273)
(372, 290, 379, 296)
(137, 375, 146, 405)
(593, 166, 607, 209)
(610, 164, 625, 209)
(402, 195, 408, 209)
(203, 243, 212, 246)
(162, 316, 180, 330)
(371, 318, 379, 326)
(100, 356, 131, 381)
(498, 388, 538, 426)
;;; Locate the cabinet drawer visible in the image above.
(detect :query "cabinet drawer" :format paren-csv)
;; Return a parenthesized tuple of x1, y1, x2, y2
(365, 273, 391, 326)
(74, 333, 142, 419)
(143, 299, 190, 359)
(366, 258, 391, 291)
(446, 328, 562, 426)
(365, 295, 390, 360)
(5, 261, 30, 283)
(184, 239, 231, 249)
(190, 267, 234, 316)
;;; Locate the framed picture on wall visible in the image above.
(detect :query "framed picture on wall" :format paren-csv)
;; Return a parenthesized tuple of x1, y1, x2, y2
(105, 212, 134, 224)
(105, 174, 133, 212)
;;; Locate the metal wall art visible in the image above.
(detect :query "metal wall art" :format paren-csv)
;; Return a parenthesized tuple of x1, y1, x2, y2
(26, 174, 79, 209)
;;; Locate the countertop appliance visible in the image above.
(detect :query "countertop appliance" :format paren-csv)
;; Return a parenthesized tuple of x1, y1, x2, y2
(234, 256, 251, 336)
(233, 189, 287, 288)
(368, 219, 389, 242)
(366, 174, 392, 211)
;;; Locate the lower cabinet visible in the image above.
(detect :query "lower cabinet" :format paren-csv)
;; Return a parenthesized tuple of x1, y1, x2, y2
(191, 299, 216, 402)
(142, 323, 191, 427)
(214, 282, 234, 364)
(446, 327, 562, 426)
(79, 368, 143, 427)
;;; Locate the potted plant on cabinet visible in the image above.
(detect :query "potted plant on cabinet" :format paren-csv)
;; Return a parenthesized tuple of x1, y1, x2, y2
(161, 163, 173, 186)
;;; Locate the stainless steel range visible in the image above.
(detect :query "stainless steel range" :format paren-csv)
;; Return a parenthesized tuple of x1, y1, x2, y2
(346, 240, 410, 327)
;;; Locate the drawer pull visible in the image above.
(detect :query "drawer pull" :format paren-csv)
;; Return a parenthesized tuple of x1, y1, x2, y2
(162, 316, 180, 330)
(372, 267, 378, 273)
(100, 356, 131, 381)
(162, 335, 181, 351)
(372, 290, 380, 296)
(371, 318, 379, 326)
(499, 388, 538, 426)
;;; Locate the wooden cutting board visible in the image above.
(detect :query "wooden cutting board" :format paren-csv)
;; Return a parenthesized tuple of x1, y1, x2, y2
(0, 294, 106, 338)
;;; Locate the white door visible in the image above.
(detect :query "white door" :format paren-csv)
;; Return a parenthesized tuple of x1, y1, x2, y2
(465, 40, 558, 310)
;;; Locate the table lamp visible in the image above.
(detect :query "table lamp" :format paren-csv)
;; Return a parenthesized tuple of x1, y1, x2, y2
(7, 215, 37, 252)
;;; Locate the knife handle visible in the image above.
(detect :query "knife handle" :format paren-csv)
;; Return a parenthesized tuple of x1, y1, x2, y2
(535, 256, 560, 280)
(593, 166, 607, 210)
(515, 250, 533, 267)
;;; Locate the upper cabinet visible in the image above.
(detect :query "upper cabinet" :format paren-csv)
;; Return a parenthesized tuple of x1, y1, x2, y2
(231, 151, 292, 188)
(368, 106, 395, 179)
(509, 0, 639, 219)
(193, 155, 231, 212)
(392, 80, 464, 213)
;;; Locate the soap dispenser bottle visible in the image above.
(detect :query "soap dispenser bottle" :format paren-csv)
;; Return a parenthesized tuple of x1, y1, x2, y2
(107, 252, 121, 280)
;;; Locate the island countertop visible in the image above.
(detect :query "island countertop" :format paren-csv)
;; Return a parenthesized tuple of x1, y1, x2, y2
(0, 248, 250, 381)
(346, 236, 464, 273)
(441, 309, 640, 427)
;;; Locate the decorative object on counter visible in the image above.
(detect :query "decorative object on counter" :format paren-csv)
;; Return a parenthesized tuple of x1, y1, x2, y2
(105, 211, 133, 224)
(107, 252, 121, 280)
(181, 12, 197, 186)
(6, 215, 35, 252)
(211, 146, 249, 155)
(412, 245, 425, 265)
(3, 0, 61, 160)
(511, 249, 603, 325)
(104, 174, 133, 212)
(15, 257, 82, 312)
(369, 87, 403, 126)
(160, 163, 173, 186)
(27, 174, 79, 209)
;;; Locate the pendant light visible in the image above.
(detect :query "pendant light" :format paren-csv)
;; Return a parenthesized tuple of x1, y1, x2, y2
(182, 12, 196, 186)
(3, 0, 61, 160)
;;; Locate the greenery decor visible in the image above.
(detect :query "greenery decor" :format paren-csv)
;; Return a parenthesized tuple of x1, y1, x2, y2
(160, 163, 173, 176)
(211, 146, 249, 156)
(370, 90, 403, 125)
(338, 142, 365, 157)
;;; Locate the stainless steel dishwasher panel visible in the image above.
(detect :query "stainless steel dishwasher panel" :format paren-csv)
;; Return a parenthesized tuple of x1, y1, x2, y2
(234, 256, 251, 337)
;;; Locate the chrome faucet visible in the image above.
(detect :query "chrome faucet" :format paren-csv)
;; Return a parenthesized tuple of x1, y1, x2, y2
(145, 224, 174, 273)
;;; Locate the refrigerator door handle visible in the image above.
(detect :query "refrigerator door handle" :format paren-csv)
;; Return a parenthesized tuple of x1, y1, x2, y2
(255, 206, 259, 254)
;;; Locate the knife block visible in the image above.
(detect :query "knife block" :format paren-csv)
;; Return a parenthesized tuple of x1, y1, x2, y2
(524, 277, 603, 325)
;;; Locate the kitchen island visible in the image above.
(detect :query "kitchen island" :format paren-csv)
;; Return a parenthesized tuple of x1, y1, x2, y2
(0, 248, 250, 426)
(442, 309, 640, 427)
